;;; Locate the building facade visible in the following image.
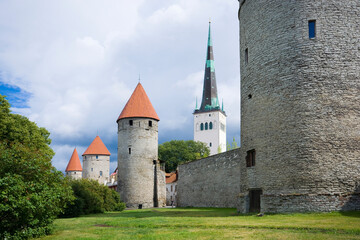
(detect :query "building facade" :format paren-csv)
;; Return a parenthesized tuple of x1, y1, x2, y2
(194, 22, 226, 155)
(117, 83, 166, 208)
(166, 172, 178, 206)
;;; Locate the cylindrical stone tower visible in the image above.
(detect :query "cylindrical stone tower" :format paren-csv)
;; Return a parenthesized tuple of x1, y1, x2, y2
(82, 136, 110, 185)
(117, 83, 165, 208)
(65, 148, 82, 180)
(238, 0, 360, 213)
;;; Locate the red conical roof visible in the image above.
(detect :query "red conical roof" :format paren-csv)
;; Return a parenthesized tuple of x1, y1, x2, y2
(117, 83, 160, 121)
(66, 148, 82, 172)
(82, 136, 111, 156)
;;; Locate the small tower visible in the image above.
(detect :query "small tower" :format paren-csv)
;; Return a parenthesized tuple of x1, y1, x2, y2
(82, 136, 110, 185)
(65, 148, 82, 180)
(117, 83, 166, 208)
(194, 21, 227, 155)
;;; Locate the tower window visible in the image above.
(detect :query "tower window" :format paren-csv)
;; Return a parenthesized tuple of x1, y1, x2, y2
(149, 120, 152, 127)
(246, 149, 256, 167)
(100, 171, 103, 176)
(200, 123, 204, 131)
(129, 120, 133, 126)
(96, 155, 98, 159)
(245, 48, 248, 65)
(209, 122, 213, 130)
(209, 142, 212, 147)
(129, 148, 131, 154)
(308, 20, 316, 39)
(91, 168, 93, 172)
(205, 122, 208, 130)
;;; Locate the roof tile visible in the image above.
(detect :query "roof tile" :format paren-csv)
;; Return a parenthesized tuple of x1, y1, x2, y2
(66, 148, 83, 172)
(82, 136, 111, 156)
(117, 83, 159, 121)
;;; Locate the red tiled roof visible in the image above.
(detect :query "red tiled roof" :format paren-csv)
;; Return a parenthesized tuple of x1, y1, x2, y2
(66, 148, 82, 172)
(82, 136, 111, 156)
(117, 83, 160, 121)
(166, 171, 178, 184)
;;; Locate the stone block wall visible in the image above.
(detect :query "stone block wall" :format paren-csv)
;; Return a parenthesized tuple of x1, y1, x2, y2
(238, 0, 360, 213)
(177, 148, 240, 208)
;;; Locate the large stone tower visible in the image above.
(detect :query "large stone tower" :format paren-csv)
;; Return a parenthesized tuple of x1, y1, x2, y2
(194, 22, 227, 155)
(65, 148, 82, 180)
(238, 0, 360, 212)
(82, 136, 110, 185)
(117, 83, 166, 208)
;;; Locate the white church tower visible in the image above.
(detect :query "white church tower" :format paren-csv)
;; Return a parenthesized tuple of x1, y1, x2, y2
(194, 22, 226, 155)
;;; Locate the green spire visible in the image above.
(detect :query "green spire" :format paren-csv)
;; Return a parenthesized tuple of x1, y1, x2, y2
(198, 21, 221, 112)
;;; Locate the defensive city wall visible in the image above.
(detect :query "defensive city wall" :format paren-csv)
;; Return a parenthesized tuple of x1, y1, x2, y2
(177, 148, 240, 208)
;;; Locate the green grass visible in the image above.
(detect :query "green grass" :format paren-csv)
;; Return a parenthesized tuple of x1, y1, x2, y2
(38, 208, 360, 240)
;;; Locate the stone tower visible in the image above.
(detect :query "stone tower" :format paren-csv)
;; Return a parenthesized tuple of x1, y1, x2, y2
(117, 83, 166, 208)
(65, 148, 82, 180)
(194, 22, 227, 155)
(238, 0, 360, 212)
(82, 136, 110, 185)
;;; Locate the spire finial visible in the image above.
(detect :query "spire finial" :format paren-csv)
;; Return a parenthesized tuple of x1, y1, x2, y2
(209, 17, 211, 23)
(138, 74, 141, 83)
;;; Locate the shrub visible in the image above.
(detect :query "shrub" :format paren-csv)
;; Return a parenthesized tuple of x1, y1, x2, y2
(61, 179, 125, 218)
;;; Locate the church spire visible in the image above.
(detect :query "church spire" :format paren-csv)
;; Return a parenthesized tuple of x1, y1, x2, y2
(197, 21, 221, 113)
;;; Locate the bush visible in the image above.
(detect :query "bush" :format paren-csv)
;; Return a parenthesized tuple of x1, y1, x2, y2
(0, 95, 74, 239)
(61, 179, 125, 218)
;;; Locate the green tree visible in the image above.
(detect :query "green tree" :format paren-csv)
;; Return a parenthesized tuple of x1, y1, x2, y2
(158, 140, 210, 173)
(226, 137, 239, 151)
(61, 179, 125, 218)
(0, 95, 73, 239)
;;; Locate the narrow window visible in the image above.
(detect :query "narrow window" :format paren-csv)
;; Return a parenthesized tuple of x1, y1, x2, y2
(209, 114, 211, 117)
(308, 20, 316, 39)
(91, 168, 93, 172)
(100, 171, 103, 176)
(84, 156, 86, 160)
(209, 142, 212, 147)
(171, 185, 173, 192)
(129, 120, 133, 126)
(129, 148, 131, 154)
(246, 149, 256, 167)
(74, 172, 76, 174)
(96, 155, 98, 159)
(200, 123, 204, 131)
(149, 120, 152, 127)
(245, 48, 248, 65)
(205, 122, 208, 130)
(209, 122, 213, 130)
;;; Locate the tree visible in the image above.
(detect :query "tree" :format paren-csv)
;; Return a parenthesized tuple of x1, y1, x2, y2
(0, 95, 73, 239)
(226, 137, 239, 151)
(158, 140, 210, 173)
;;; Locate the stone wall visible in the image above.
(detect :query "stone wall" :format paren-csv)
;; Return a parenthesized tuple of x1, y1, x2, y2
(238, 0, 360, 213)
(82, 155, 110, 185)
(117, 117, 161, 208)
(177, 148, 240, 208)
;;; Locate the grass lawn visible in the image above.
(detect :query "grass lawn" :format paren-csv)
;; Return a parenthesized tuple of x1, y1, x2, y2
(38, 208, 360, 240)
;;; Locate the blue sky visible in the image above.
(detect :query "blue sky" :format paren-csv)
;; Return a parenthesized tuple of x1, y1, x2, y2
(0, 0, 240, 172)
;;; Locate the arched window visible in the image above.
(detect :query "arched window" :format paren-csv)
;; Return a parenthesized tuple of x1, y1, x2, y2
(205, 122, 208, 130)
(200, 123, 204, 131)
(209, 122, 213, 130)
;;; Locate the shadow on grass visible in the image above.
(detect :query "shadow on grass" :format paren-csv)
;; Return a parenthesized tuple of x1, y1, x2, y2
(83, 208, 241, 218)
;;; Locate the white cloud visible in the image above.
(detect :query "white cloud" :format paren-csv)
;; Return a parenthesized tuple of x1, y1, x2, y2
(0, 0, 240, 171)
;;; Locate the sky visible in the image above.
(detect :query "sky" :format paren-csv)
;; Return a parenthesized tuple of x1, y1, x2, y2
(0, 0, 240, 173)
